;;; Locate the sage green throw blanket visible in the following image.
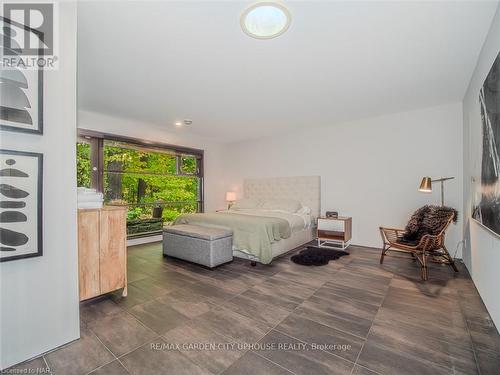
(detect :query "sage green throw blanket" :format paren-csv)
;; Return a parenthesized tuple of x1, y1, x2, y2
(173, 212, 291, 264)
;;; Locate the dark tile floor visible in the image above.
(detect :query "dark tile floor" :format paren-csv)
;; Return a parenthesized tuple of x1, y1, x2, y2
(8, 242, 500, 375)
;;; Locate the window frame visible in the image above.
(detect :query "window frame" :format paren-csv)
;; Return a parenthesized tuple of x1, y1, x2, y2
(77, 129, 205, 213)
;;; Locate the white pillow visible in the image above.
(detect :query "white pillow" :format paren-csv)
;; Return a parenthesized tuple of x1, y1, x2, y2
(260, 199, 302, 213)
(231, 198, 259, 210)
(297, 206, 311, 215)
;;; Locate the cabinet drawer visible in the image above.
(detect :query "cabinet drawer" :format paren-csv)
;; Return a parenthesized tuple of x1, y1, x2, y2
(318, 219, 345, 232)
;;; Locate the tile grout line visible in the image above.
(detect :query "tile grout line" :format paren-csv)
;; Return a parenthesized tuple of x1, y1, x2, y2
(170, 251, 288, 373)
(83, 300, 163, 375)
(368, 295, 478, 353)
(114, 335, 162, 362)
(41, 356, 52, 375)
(250, 351, 297, 375)
(349, 269, 395, 375)
(265, 255, 387, 370)
(147, 323, 246, 375)
(16, 247, 360, 372)
(76, 244, 492, 375)
(83, 358, 117, 375)
(457, 293, 483, 375)
(165, 303, 268, 374)
(206, 252, 344, 374)
(242, 262, 338, 374)
(114, 357, 134, 375)
(158, 263, 302, 374)
(84, 324, 134, 375)
(273, 328, 357, 366)
(276, 312, 369, 341)
(353, 363, 386, 375)
(160, 326, 254, 375)
(350, 270, 475, 375)
(115, 265, 266, 375)
(122, 306, 166, 336)
(254, 253, 393, 372)
(249, 259, 360, 372)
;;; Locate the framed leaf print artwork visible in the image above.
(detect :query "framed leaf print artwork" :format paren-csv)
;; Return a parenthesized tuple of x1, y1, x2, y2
(0, 149, 43, 262)
(0, 16, 44, 134)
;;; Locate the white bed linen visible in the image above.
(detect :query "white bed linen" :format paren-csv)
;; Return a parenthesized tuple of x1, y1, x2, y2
(233, 227, 313, 261)
(218, 209, 311, 233)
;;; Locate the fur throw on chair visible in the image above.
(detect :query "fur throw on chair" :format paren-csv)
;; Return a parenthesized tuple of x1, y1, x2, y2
(401, 205, 458, 244)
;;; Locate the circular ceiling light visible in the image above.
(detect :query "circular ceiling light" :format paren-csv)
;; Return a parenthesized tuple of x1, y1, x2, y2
(241, 2, 291, 40)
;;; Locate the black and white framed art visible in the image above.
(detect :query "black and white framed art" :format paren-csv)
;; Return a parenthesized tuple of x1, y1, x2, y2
(471, 51, 500, 237)
(0, 149, 43, 262)
(0, 16, 44, 135)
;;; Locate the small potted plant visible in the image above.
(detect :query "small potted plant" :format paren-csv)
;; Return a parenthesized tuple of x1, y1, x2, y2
(152, 199, 165, 219)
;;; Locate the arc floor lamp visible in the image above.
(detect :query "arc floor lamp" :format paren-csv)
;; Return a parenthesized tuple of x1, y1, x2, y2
(419, 176, 455, 206)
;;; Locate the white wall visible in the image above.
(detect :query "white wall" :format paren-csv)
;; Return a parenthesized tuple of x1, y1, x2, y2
(0, 2, 79, 369)
(462, 4, 500, 328)
(77, 110, 227, 213)
(223, 103, 464, 254)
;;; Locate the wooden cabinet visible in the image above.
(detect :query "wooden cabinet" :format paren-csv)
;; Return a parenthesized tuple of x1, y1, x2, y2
(78, 206, 127, 301)
(317, 216, 352, 250)
(78, 209, 100, 300)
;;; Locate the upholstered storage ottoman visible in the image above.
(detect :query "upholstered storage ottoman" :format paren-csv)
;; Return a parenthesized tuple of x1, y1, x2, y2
(163, 224, 233, 268)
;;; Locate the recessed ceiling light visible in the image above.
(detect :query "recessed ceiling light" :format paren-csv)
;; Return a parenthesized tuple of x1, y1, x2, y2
(175, 121, 182, 126)
(241, 2, 291, 40)
(183, 119, 193, 126)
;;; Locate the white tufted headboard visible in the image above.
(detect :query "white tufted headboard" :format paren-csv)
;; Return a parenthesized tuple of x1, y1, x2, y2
(243, 176, 321, 219)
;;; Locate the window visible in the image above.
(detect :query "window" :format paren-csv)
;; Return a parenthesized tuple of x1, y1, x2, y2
(76, 131, 204, 238)
(76, 140, 92, 188)
(180, 156, 197, 175)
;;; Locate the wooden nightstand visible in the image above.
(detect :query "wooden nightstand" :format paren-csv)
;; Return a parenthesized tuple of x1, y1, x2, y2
(317, 216, 352, 250)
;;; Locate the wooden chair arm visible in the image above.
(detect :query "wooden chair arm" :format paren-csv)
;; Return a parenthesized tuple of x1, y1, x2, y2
(379, 226, 406, 233)
(379, 227, 406, 243)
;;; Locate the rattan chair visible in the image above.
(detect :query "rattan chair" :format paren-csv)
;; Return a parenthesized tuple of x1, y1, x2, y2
(379, 212, 458, 280)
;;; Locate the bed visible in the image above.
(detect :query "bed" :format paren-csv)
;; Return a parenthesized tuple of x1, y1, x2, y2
(174, 176, 320, 264)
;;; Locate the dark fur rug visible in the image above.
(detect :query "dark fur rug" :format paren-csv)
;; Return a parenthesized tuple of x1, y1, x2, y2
(291, 246, 349, 266)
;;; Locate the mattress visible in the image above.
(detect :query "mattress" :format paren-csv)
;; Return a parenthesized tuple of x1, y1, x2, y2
(174, 209, 313, 264)
(233, 227, 313, 261)
(174, 211, 291, 264)
(220, 209, 313, 262)
(217, 209, 312, 233)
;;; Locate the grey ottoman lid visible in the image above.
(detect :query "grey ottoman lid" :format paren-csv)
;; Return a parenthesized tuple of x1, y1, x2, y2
(164, 224, 233, 241)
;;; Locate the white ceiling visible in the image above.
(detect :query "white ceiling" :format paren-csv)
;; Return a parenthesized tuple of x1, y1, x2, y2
(77, 1, 498, 143)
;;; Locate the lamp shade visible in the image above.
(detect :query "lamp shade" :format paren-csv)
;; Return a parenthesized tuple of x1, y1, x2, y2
(419, 177, 432, 192)
(226, 192, 236, 202)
